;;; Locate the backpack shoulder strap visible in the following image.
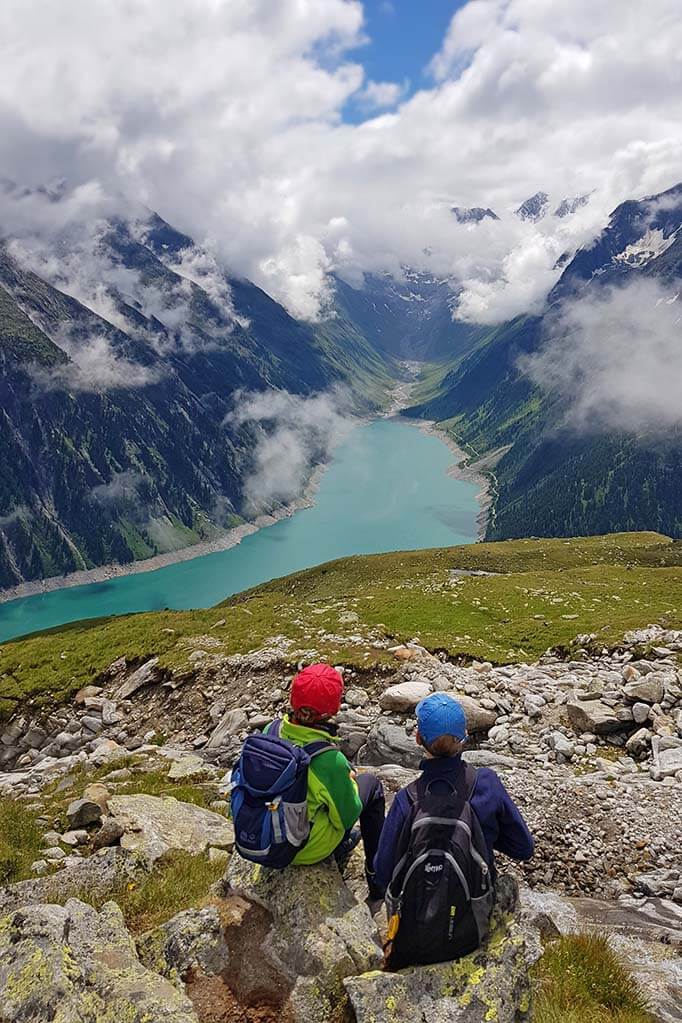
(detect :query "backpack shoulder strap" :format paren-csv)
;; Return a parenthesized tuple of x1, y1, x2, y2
(303, 738, 336, 759)
(463, 762, 478, 801)
(267, 718, 282, 738)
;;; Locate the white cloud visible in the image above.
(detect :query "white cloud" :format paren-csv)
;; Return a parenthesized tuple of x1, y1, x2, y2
(521, 278, 682, 434)
(357, 79, 408, 111)
(31, 332, 164, 393)
(228, 388, 355, 513)
(0, 1, 680, 327)
(91, 471, 145, 506)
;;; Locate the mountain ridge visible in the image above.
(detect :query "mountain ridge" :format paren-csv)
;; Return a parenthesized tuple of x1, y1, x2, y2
(406, 181, 682, 543)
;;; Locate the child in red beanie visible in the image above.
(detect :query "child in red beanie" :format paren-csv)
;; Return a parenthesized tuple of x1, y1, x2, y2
(265, 662, 385, 901)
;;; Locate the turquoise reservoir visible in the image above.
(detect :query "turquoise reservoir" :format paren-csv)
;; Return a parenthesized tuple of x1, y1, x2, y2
(0, 419, 479, 642)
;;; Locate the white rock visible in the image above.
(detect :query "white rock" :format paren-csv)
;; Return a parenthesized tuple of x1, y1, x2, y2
(379, 680, 431, 712)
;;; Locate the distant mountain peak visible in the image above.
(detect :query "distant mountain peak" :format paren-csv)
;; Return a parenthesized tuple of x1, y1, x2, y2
(451, 205, 500, 224)
(515, 192, 549, 222)
(554, 194, 590, 218)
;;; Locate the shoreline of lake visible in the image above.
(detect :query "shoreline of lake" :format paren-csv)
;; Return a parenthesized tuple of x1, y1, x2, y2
(0, 462, 330, 606)
(390, 416, 492, 540)
(0, 372, 490, 607)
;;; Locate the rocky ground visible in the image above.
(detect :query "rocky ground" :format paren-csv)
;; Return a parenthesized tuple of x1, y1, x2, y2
(1, 622, 681, 1021)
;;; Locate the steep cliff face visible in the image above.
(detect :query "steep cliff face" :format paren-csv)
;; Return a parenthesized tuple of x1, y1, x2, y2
(407, 183, 682, 541)
(0, 211, 396, 589)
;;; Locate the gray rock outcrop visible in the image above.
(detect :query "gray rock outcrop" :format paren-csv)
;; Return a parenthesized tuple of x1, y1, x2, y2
(0, 898, 198, 1022)
(345, 908, 532, 1023)
(137, 906, 229, 985)
(360, 719, 423, 768)
(107, 793, 234, 864)
(222, 854, 383, 1022)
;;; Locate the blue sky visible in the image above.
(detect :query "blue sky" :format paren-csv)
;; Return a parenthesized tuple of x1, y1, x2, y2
(345, 0, 467, 120)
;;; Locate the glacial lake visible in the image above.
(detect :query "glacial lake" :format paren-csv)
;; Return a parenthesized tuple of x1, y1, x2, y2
(0, 419, 479, 642)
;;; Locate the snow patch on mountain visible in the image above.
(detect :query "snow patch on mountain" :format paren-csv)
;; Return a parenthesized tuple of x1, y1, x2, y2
(613, 227, 680, 268)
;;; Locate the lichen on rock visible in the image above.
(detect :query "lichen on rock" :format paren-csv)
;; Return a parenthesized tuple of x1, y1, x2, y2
(0, 898, 199, 1022)
(345, 914, 532, 1023)
(222, 853, 383, 1022)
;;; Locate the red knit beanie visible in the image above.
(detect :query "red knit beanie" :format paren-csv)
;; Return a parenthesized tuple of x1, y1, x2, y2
(290, 663, 344, 717)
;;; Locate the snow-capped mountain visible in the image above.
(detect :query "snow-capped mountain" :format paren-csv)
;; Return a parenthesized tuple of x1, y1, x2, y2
(515, 191, 550, 222)
(554, 194, 590, 218)
(451, 206, 500, 224)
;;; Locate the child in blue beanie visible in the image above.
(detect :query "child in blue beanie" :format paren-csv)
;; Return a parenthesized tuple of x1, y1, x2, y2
(374, 692, 534, 968)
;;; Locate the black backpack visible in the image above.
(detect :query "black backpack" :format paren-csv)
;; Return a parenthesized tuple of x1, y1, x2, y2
(384, 764, 495, 970)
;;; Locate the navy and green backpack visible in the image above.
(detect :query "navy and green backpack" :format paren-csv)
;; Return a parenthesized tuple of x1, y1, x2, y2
(229, 719, 333, 869)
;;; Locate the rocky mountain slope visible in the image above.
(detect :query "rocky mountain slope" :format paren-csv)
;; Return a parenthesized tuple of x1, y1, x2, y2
(0, 204, 397, 589)
(1, 532, 681, 1021)
(407, 182, 682, 542)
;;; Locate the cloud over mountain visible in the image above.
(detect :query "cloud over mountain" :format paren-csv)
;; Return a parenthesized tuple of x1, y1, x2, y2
(522, 279, 682, 434)
(0, 0, 681, 324)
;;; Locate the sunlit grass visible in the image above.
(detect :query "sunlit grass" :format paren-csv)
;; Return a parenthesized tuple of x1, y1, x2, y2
(533, 933, 652, 1023)
(0, 798, 44, 884)
(1, 532, 680, 720)
(67, 850, 225, 933)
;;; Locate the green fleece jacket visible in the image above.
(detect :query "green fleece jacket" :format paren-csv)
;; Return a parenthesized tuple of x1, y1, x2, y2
(270, 715, 362, 864)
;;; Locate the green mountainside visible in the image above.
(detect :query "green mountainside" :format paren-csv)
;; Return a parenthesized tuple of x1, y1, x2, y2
(0, 214, 398, 589)
(406, 183, 682, 542)
(1, 530, 680, 719)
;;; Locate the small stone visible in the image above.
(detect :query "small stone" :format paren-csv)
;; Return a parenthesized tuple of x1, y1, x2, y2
(83, 783, 111, 810)
(66, 798, 103, 828)
(92, 817, 125, 851)
(74, 684, 104, 704)
(60, 831, 85, 847)
(632, 702, 651, 724)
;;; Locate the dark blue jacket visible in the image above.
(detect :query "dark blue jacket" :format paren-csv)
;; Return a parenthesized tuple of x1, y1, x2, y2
(374, 755, 534, 892)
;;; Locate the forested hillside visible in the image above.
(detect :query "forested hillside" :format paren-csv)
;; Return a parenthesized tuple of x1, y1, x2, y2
(0, 208, 397, 589)
(407, 182, 682, 541)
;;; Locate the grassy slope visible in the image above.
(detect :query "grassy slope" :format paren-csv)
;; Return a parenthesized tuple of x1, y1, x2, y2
(533, 933, 653, 1023)
(1, 531, 681, 719)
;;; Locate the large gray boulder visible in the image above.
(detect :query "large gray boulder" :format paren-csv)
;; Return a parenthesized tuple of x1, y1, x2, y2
(360, 719, 422, 768)
(108, 793, 234, 864)
(344, 910, 531, 1023)
(452, 695, 498, 733)
(0, 898, 198, 1022)
(623, 676, 666, 705)
(137, 906, 229, 986)
(379, 680, 431, 711)
(222, 854, 383, 1022)
(567, 700, 623, 734)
